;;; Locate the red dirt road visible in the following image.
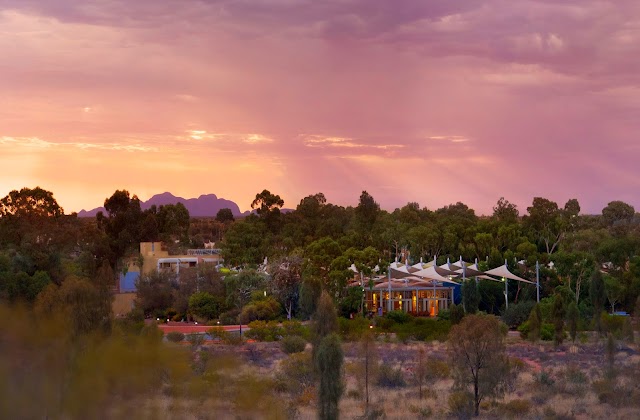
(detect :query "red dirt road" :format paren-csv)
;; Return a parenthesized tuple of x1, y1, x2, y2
(157, 322, 248, 334)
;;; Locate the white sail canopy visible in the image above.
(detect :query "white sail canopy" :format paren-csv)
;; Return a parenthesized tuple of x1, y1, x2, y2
(484, 264, 534, 284)
(413, 265, 460, 285)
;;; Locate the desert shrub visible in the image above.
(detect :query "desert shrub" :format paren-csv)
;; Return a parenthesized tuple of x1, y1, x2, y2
(386, 310, 412, 324)
(601, 312, 625, 335)
(281, 335, 307, 354)
(408, 404, 432, 419)
(166, 331, 185, 343)
(277, 351, 315, 392)
(535, 370, 555, 388)
(426, 358, 450, 379)
(501, 399, 531, 417)
(540, 323, 554, 341)
(564, 364, 587, 384)
(239, 296, 282, 324)
(502, 300, 536, 329)
(448, 391, 474, 419)
(376, 364, 406, 388)
(245, 320, 282, 341)
(207, 326, 242, 345)
(374, 316, 395, 331)
(518, 320, 552, 340)
(449, 303, 465, 325)
(219, 308, 240, 325)
(591, 379, 633, 406)
(186, 333, 205, 347)
(338, 316, 371, 341)
(282, 319, 309, 339)
(412, 318, 451, 341)
(437, 308, 451, 321)
(517, 320, 530, 339)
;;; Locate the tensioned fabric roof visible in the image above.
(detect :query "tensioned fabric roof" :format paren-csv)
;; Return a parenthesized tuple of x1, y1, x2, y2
(412, 266, 460, 285)
(455, 262, 485, 278)
(484, 264, 534, 284)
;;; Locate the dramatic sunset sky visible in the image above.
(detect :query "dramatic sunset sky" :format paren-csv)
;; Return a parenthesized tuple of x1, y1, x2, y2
(1, 0, 639, 215)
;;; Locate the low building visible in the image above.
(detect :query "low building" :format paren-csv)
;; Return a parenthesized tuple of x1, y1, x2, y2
(118, 242, 224, 292)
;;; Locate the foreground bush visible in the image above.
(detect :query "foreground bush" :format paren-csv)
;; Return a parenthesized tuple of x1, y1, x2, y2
(376, 364, 406, 388)
(281, 335, 307, 354)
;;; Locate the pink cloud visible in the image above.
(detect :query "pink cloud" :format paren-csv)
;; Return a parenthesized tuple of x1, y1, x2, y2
(1, 0, 639, 215)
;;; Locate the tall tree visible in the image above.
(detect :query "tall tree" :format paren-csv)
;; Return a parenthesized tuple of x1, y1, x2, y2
(552, 294, 565, 347)
(590, 269, 606, 335)
(215, 208, 235, 223)
(492, 197, 519, 224)
(525, 197, 563, 255)
(566, 301, 579, 343)
(268, 255, 303, 320)
(462, 280, 480, 314)
(311, 291, 339, 350)
(355, 191, 380, 241)
(251, 189, 285, 216)
(448, 314, 510, 417)
(315, 333, 344, 420)
(602, 201, 635, 227)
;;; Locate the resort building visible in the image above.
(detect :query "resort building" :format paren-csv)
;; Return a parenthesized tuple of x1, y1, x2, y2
(118, 242, 224, 292)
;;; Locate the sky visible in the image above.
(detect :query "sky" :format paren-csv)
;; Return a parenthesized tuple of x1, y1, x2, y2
(1, 0, 639, 215)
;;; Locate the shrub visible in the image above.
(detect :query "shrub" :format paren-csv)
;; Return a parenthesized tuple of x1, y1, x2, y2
(601, 313, 626, 337)
(245, 320, 282, 341)
(186, 333, 205, 347)
(282, 319, 309, 339)
(502, 300, 536, 329)
(426, 358, 450, 379)
(386, 310, 412, 324)
(412, 318, 451, 341)
(535, 370, 555, 388)
(374, 316, 395, 331)
(519, 320, 553, 341)
(448, 391, 474, 419)
(502, 399, 531, 417)
(437, 308, 451, 321)
(450, 303, 465, 325)
(219, 308, 240, 325)
(338, 316, 371, 341)
(207, 326, 242, 345)
(281, 335, 307, 354)
(188, 292, 223, 321)
(376, 364, 406, 388)
(540, 323, 554, 341)
(517, 320, 530, 339)
(277, 351, 315, 393)
(239, 296, 282, 324)
(166, 331, 185, 343)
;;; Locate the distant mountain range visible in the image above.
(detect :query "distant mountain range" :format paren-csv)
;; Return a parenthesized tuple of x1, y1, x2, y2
(77, 192, 244, 218)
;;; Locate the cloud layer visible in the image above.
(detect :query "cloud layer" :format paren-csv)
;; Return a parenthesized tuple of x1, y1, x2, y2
(1, 0, 639, 214)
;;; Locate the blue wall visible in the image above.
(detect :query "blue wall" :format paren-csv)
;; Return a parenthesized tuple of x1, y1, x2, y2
(119, 271, 140, 292)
